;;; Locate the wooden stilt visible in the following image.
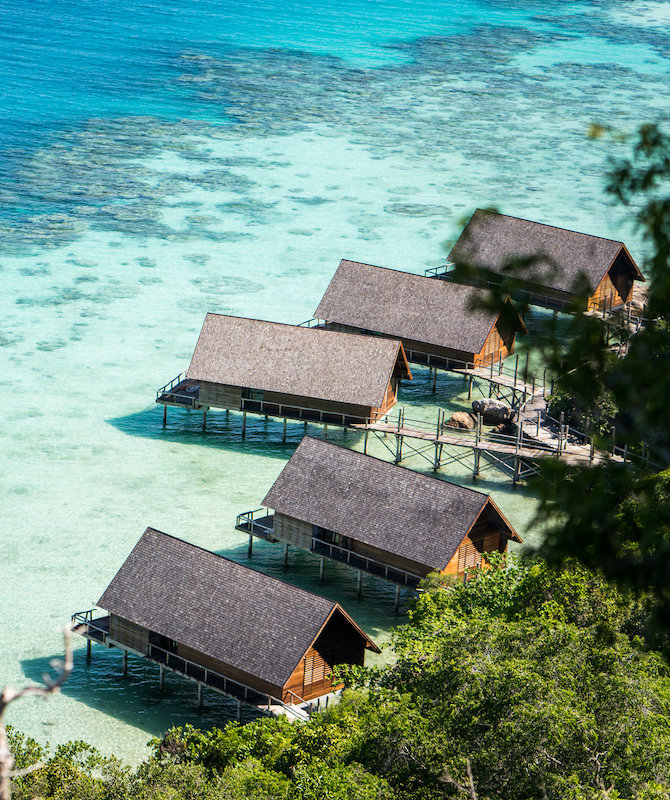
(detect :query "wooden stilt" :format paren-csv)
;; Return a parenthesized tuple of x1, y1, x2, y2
(431, 367, 437, 393)
(282, 417, 287, 443)
(86, 639, 91, 660)
(473, 449, 480, 477)
(236, 699, 242, 722)
(323, 424, 328, 440)
(197, 684, 203, 708)
(357, 570, 362, 598)
(248, 535, 253, 558)
(283, 543, 289, 568)
(319, 557, 325, 582)
(363, 429, 369, 454)
(304, 421, 308, 432)
(202, 410, 207, 431)
(394, 584, 400, 611)
(242, 411, 247, 439)
(468, 375, 473, 400)
(122, 650, 128, 677)
(394, 434, 403, 464)
(159, 665, 165, 690)
(162, 405, 167, 428)
(433, 441, 440, 472)
(513, 457, 520, 485)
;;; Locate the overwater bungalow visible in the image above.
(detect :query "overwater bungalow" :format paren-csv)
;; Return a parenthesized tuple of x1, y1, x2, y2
(444, 209, 644, 311)
(72, 527, 380, 718)
(313, 260, 526, 370)
(157, 313, 412, 430)
(236, 437, 522, 599)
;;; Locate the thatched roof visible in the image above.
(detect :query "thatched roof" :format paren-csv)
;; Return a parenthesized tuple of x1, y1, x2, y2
(186, 314, 411, 409)
(448, 209, 644, 295)
(98, 528, 378, 692)
(263, 438, 521, 572)
(314, 260, 514, 354)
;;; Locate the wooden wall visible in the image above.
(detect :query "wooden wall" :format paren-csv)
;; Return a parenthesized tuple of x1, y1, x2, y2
(283, 610, 367, 702)
(177, 643, 282, 700)
(273, 513, 313, 549)
(260, 390, 375, 421)
(108, 615, 149, 655)
(442, 519, 508, 576)
(198, 382, 242, 409)
(473, 320, 515, 366)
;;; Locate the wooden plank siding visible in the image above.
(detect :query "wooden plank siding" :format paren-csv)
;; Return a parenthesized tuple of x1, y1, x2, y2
(326, 320, 515, 370)
(195, 381, 395, 423)
(274, 513, 313, 549)
(287, 611, 367, 702)
(176, 643, 283, 699)
(109, 615, 150, 655)
(198, 382, 242, 409)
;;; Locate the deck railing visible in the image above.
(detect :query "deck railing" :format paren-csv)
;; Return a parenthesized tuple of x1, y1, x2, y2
(71, 611, 311, 721)
(311, 537, 423, 588)
(235, 508, 275, 540)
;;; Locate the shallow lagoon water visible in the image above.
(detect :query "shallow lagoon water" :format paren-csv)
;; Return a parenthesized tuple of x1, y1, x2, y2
(1, 0, 669, 764)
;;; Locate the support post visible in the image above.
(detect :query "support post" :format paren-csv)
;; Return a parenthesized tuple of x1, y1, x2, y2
(283, 543, 289, 568)
(242, 411, 247, 439)
(304, 420, 308, 432)
(589, 437, 595, 466)
(323, 424, 328, 441)
(431, 367, 437, 393)
(394, 434, 403, 464)
(475, 413, 481, 447)
(513, 457, 520, 485)
(162, 405, 167, 428)
(468, 375, 473, 400)
(514, 355, 518, 388)
(282, 417, 287, 443)
(433, 441, 440, 472)
(237, 699, 242, 722)
(202, 409, 207, 431)
(159, 665, 165, 691)
(536, 410, 541, 437)
(357, 570, 362, 598)
(473, 449, 480, 478)
(319, 557, 324, 582)
(86, 638, 91, 660)
(198, 683, 203, 709)
(248, 534, 253, 558)
(122, 650, 128, 677)
(363, 429, 369, 454)
(516, 421, 523, 452)
(394, 584, 400, 612)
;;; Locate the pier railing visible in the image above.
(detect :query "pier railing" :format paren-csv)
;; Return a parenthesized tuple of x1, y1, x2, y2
(71, 612, 311, 721)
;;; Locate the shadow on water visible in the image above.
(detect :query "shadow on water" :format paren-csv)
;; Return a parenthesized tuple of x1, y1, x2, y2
(106, 403, 360, 459)
(21, 647, 265, 743)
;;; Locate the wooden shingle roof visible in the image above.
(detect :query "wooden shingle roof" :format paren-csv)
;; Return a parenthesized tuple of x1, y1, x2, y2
(448, 209, 644, 294)
(263, 437, 521, 571)
(314, 260, 507, 354)
(98, 528, 377, 691)
(186, 313, 410, 409)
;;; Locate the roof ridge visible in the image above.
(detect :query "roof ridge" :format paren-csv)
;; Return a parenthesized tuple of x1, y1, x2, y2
(298, 436, 491, 502)
(473, 208, 624, 247)
(139, 526, 337, 608)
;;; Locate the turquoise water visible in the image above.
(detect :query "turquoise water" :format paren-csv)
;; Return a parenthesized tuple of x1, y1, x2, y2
(1, 0, 669, 763)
